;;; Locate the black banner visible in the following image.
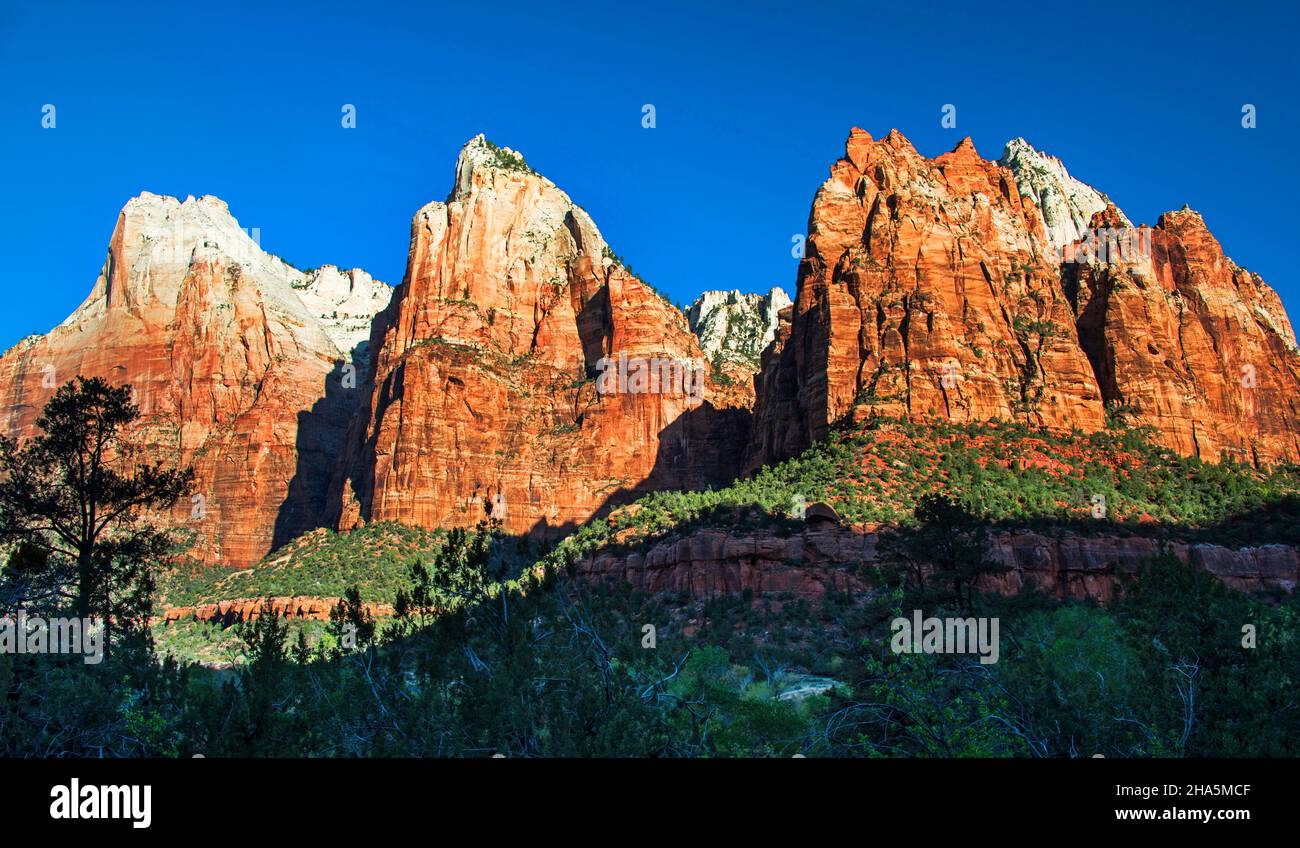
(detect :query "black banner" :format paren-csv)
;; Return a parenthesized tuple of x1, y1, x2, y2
(8, 757, 1282, 835)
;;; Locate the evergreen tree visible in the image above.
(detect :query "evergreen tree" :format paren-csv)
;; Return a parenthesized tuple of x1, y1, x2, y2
(0, 376, 193, 646)
(877, 493, 1007, 612)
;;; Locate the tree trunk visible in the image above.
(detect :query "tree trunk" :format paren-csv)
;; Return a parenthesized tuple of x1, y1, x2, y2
(76, 547, 92, 619)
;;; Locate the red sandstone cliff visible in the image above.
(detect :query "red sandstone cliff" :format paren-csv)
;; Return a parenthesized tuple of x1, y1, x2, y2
(749, 128, 1300, 471)
(578, 521, 1299, 604)
(0, 194, 391, 567)
(5, 128, 1298, 585)
(161, 595, 393, 626)
(329, 137, 749, 539)
(749, 129, 1107, 469)
(1065, 205, 1300, 464)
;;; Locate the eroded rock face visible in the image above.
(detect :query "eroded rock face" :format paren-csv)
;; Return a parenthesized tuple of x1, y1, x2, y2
(8, 126, 1297, 585)
(749, 129, 1107, 469)
(1065, 206, 1300, 464)
(295, 265, 392, 368)
(999, 137, 1131, 256)
(686, 288, 785, 408)
(578, 522, 1299, 603)
(686, 287, 791, 407)
(330, 136, 750, 539)
(688, 287, 791, 369)
(749, 127, 1300, 472)
(0, 193, 391, 567)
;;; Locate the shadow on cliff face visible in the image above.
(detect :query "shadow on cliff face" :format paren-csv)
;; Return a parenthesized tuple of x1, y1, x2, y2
(1061, 263, 1122, 406)
(526, 515, 583, 544)
(576, 491, 1300, 607)
(272, 358, 365, 552)
(523, 399, 754, 541)
(639, 400, 753, 494)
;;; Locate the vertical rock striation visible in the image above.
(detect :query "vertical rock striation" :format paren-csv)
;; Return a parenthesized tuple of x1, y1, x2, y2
(749, 127, 1300, 471)
(0, 193, 391, 566)
(330, 136, 750, 539)
(686, 286, 791, 406)
(998, 137, 1131, 255)
(748, 129, 1107, 469)
(1064, 205, 1300, 464)
(4, 126, 1297, 574)
(687, 287, 791, 370)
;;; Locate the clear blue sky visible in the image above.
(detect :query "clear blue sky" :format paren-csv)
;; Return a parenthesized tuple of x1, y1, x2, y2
(1, 0, 1296, 349)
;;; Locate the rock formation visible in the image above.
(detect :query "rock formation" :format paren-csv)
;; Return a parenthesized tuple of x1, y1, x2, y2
(160, 595, 393, 626)
(0, 193, 391, 567)
(749, 129, 1108, 468)
(1064, 205, 1300, 464)
(294, 265, 392, 368)
(749, 127, 1300, 471)
(999, 137, 1131, 255)
(686, 287, 791, 406)
(5, 126, 1298, 589)
(687, 287, 791, 369)
(578, 521, 1299, 603)
(329, 136, 750, 540)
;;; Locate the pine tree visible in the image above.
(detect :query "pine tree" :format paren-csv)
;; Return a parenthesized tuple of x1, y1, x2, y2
(0, 377, 193, 647)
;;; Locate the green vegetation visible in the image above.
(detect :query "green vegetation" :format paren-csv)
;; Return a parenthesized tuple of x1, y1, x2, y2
(2, 385, 1297, 757)
(539, 416, 1300, 565)
(709, 352, 738, 386)
(160, 522, 452, 607)
(0, 377, 193, 644)
(163, 414, 1300, 615)
(7, 518, 1296, 756)
(693, 294, 770, 371)
(477, 137, 537, 175)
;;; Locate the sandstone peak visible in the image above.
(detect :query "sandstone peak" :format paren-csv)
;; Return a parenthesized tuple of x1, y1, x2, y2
(451, 133, 546, 201)
(395, 136, 623, 344)
(0, 190, 394, 567)
(998, 137, 1131, 254)
(193, 194, 230, 213)
(687, 287, 791, 370)
(1158, 205, 1207, 229)
(951, 135, 979, 156)
(68, 192, 391, 360)
(882, 128, 917, 153)
(845, 128, 874, 168)
(5, 124, 1296, 580)
(63, 191, 313, 333)
(1088, 201, 1130, 230)
(331, 135, 748, 545)
(758, 128, 1300, 472)
(749, 126, 1112, 467)
(1064, 192, 1300, 464)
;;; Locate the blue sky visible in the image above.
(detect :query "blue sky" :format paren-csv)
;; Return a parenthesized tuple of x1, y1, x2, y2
(1, 0, 1296, 349)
